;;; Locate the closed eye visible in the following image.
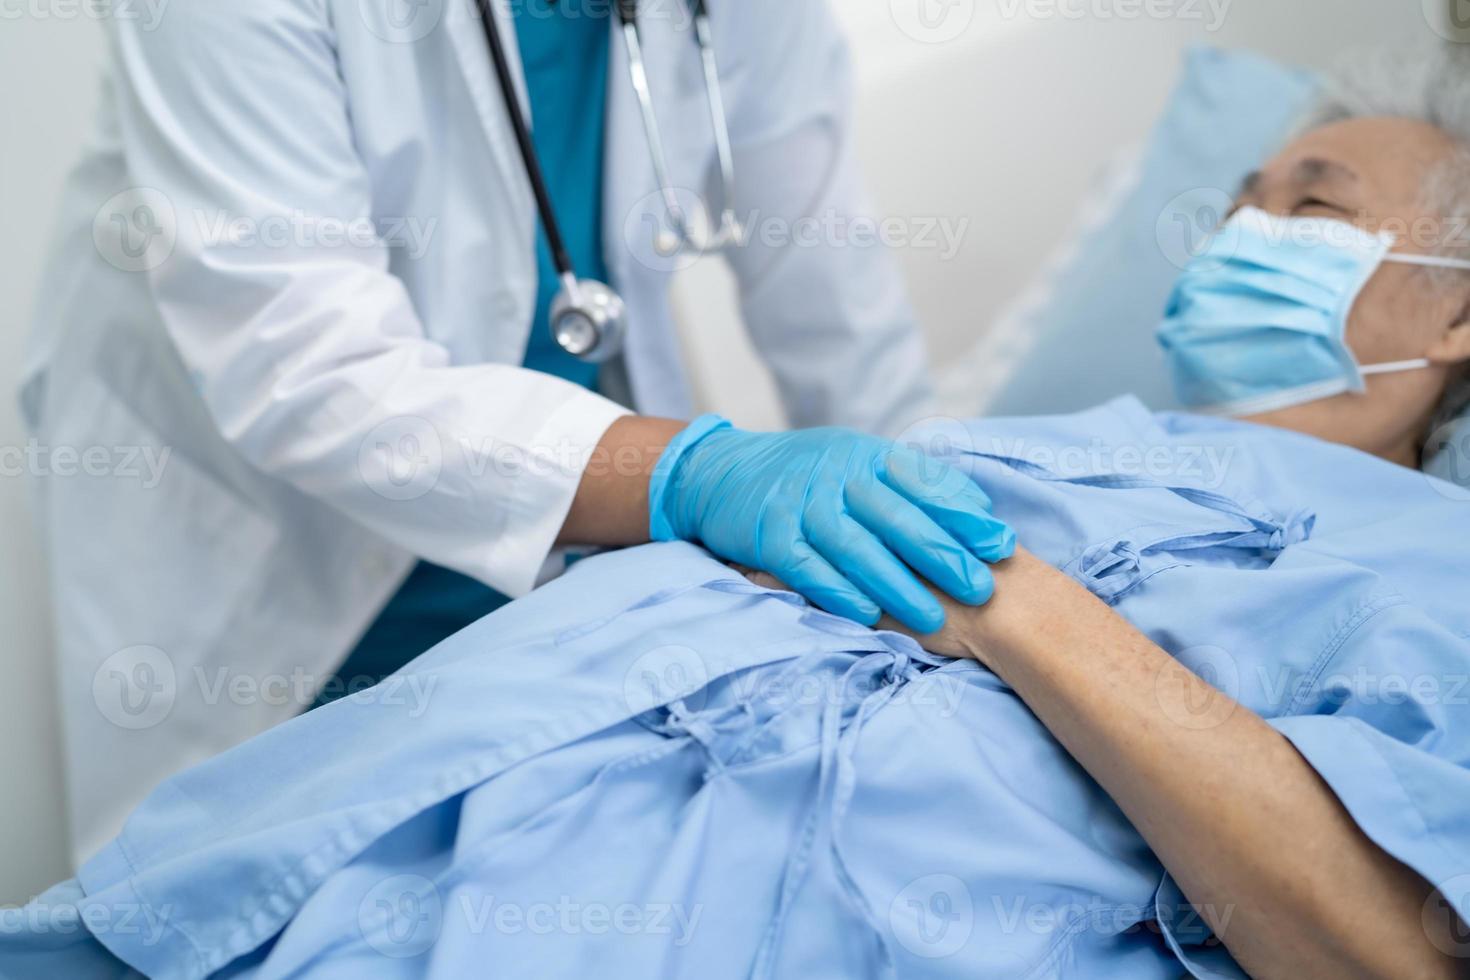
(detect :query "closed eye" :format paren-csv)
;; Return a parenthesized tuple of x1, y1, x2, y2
(1295, 197, 1345, 216)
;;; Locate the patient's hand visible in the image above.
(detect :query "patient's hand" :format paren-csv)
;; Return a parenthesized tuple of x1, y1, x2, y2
(739, 566, 987, 662)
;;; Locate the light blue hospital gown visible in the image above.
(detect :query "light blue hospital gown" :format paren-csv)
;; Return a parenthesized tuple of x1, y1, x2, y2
(6, 398, 1470, 980)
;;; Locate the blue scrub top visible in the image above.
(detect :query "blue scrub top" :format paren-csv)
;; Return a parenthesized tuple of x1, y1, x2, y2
(315, 1, 612, 707)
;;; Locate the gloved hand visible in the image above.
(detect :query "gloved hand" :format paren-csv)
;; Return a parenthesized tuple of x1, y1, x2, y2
(649, 416, 1016, 633)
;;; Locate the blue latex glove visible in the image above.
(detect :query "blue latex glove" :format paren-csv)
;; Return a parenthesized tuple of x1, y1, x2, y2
(649, 415, 1016, 633)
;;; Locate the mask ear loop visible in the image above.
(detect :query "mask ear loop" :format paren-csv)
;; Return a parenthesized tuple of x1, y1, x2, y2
(1357, 252, 1470, 376)
(1360, 359, 1433, 376)
(1384, 252, 1470, 271)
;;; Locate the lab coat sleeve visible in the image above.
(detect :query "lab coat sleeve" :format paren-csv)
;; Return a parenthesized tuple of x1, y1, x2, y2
(713, 0, 937, 437)
(101, 1, 630, 598)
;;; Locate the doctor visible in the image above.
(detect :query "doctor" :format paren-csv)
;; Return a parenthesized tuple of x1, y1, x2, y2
(22, 0, 1009, 861)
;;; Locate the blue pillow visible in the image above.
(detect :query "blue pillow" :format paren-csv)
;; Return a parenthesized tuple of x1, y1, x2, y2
(984, 47, 1320, 416)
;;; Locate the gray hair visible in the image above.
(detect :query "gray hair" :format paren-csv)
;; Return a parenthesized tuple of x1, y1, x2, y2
(1302, 43, 1470, 442)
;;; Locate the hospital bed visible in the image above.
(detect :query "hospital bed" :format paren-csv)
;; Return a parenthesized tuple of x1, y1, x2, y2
(0, 0, 1449, 905)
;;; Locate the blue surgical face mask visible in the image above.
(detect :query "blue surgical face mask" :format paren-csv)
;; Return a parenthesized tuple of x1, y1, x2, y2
(1157, 205, 1470, 416)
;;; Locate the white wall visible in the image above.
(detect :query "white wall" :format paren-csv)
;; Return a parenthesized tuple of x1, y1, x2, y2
(0, 0, 1450, 905)
(674, 0, 1439, 430)
(0, 12, 105, 904)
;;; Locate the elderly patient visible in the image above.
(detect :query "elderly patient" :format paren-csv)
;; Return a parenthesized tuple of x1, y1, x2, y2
(9, 51, 1470, 980)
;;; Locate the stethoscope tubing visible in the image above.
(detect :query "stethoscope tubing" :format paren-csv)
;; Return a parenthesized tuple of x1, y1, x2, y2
(473, 0, 733, 360)
(471, 0, 578, 280)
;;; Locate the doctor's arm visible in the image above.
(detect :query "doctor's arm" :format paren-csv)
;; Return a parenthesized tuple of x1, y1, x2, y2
(107, 1, 637, 599)
(108, 1, 1011, 628)
(868, 550, 1467, 980)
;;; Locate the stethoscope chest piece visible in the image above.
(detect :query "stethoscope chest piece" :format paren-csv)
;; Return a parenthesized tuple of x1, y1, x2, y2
(550, 277, 627, 364)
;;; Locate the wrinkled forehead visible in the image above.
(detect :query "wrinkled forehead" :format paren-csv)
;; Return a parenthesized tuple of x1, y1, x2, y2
(1247, 117, 1460, 219)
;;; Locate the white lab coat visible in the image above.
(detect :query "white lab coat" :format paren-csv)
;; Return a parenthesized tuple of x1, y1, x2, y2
(20, 0, 934, 863)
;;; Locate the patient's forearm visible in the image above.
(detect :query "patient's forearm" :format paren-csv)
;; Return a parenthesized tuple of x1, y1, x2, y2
(949, 550, 1463, 980)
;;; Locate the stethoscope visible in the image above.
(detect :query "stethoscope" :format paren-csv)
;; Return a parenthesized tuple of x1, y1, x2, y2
(473, 0, 742, 363)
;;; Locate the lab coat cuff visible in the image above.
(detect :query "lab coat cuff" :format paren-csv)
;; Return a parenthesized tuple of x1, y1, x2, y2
(648, 413, 732, 542)
(495, 391, 633, 598)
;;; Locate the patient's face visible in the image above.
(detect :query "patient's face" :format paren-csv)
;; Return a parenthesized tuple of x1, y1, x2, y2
(1231, 117, 1470, 465)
